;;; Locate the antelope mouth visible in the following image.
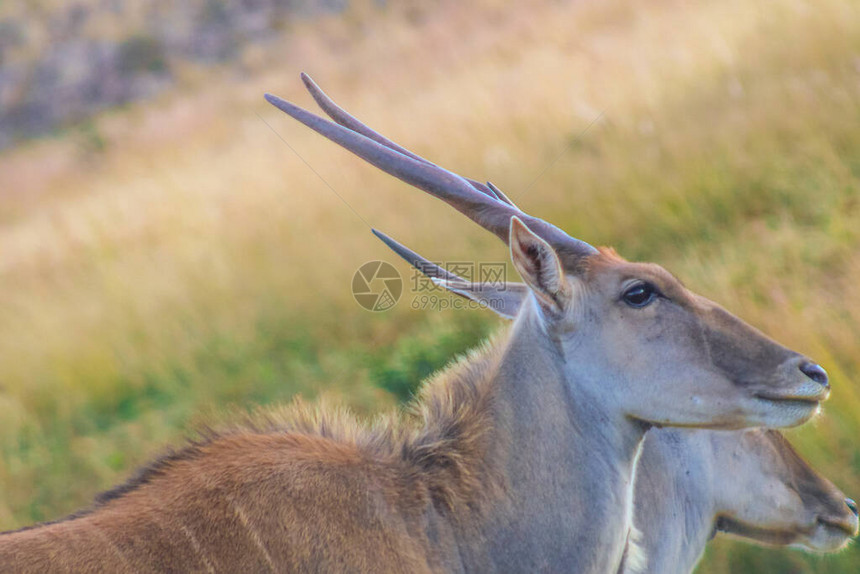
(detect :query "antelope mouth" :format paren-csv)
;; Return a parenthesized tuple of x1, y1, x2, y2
(716, 516, 800, 546)
(752, 391, 827, 407)
(803, 516, 860, 552)
(817, 516, 860, 538)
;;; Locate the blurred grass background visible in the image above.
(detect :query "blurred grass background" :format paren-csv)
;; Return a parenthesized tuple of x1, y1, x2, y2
(1, 0, 859, 571)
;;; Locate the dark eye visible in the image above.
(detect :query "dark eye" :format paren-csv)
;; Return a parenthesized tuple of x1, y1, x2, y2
(622, 282, 658, 308)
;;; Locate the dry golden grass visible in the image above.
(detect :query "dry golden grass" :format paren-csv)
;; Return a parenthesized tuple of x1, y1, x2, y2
(1, 0, 859, 570)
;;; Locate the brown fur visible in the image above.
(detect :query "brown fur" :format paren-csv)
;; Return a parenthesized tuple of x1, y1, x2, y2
(0, 340, 506, 573)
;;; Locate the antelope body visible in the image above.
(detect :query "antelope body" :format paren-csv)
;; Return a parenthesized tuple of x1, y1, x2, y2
(0, 75, 840, 573)
(619, 429, 859, 574)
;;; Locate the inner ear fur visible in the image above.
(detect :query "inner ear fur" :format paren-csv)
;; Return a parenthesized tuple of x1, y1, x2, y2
(508, 216, 571, 314)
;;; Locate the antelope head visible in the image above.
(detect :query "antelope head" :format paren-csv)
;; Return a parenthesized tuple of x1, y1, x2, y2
(711, 429, 859, 551)
(265, 74, 830, 430)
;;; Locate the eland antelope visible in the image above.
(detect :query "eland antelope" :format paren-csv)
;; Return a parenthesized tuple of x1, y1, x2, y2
(619, 428, 859, 574)
(0, 75, 834, 573)
(385, 233, 859, 574)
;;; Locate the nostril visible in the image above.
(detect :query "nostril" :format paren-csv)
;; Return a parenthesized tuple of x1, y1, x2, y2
(848, 498, 859, 517)
(799, 361, 829, 388)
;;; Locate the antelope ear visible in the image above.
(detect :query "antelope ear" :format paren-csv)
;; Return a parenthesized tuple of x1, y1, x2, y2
(509, 216, 571, 314)
(432, 278, 528, 320)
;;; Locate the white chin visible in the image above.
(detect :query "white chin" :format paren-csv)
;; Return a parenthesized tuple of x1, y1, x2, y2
(754, 397, 821, 428)
(797, 524, 853, 553)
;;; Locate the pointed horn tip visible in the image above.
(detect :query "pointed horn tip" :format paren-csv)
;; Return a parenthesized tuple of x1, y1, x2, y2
(264, 93, 306, 118)
(371, 228, 402, 250)
(300, 72, 318, 89)
(264, 93, 289, 109)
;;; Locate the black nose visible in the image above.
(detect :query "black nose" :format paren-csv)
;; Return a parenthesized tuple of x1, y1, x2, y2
(848, 498, 859, 517)
(799, 361, 829, 388)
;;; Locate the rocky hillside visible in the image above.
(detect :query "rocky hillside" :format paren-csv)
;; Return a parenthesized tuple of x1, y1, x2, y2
(0, 0, 349, 148)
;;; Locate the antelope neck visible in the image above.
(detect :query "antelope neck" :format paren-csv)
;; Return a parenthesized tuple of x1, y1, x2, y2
(457, 302, 649, 574)
(621, 430, 717, 574)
